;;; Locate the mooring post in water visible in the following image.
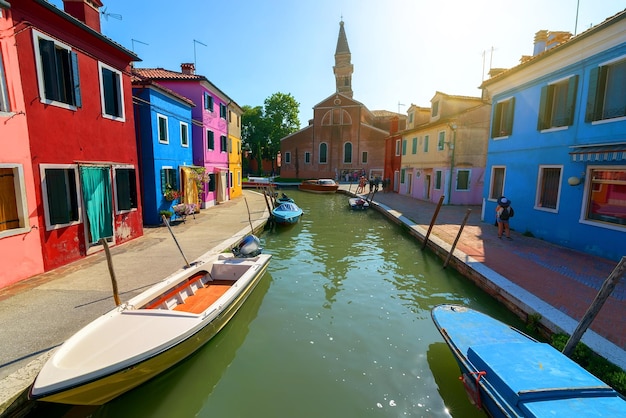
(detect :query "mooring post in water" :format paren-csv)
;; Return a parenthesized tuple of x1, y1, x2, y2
(422, 195, 445, 250)
(162, 215, 191, 268)
(244, 197, 254, 234)
(563, 256, 626, 357)
(100, 238, 121, 306)
(443, 209, 472, 269)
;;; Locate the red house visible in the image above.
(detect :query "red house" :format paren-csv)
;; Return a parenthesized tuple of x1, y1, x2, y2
(0, 0, 142, 285)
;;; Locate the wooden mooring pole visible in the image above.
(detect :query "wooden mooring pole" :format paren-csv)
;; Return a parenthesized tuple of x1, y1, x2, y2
(562, 256, 626, 357)
(100, 238, 121, 306)
(422, 195, 445, 250)
(443, 208, 472, 269)
(162, 214, 191, 268)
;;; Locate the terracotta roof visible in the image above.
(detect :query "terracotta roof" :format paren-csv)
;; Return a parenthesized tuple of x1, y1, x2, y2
(371, 110, 407, 119)
(131, 72, 195, 106)
(132, 67, 204, 81)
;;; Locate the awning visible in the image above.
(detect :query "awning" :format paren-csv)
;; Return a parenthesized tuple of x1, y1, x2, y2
(569, 143, 626, 162)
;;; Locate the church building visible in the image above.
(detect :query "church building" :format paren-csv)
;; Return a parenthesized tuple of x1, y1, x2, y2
(279, 21, 405, 182)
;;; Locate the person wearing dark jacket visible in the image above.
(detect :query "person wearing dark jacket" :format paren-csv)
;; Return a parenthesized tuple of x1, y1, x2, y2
(496, 196, 514, 240)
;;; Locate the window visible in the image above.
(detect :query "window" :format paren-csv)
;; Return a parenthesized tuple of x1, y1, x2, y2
(457, 170, 470, 190)
(228, 110, 232, 122)
(435, 170, 442, 189)
(285, 152, 292, 164)
(180, 122, 189, 147)
(586, 58, 626, 122)
(157, 114, 168, 143)
(304, 152, 310, 164)
(408, 112, 414, 123)
(0, 54, 9, 112)
(161, 167, 177, 194)
(0, 165, 29, 237)
(400, 168, 405, 184)
(208, 173, 216, 192)
(220, 103, 227, 119)
(41, 165, 81, 229)
(432, 101, 439, 117)
(489, 166, 506, 200)
(204, 92, 213, 111)
(491, 98, 515, 137)
(220, 135, 227, 152)
(536, 166, 561, 210)
(395, 140, 401, 156)
(585, 168, 626, 227)
(412, 137, 418, 154)
(207, 130, 214, 150)
(319, 143, 328, 164)
(424, 135, 429, 152)
(98, 62, 124, 120)
(438, 131, 445, 150)
(362, 151, 368, 164)
(402, 139, 407, 155)
(33, 31, 81, 108)
(114, 166, 137, 213)
(227, 137, 232, 153)
(344, 142, 352, 163)
(538, 76, 577, 130)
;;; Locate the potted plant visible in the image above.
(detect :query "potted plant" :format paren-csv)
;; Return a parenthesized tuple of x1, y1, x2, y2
(164, 185, 181, 201)
(159, 210, 173, 223)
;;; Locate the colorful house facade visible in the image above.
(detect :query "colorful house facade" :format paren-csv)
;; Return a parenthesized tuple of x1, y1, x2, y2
(132, 76, 196, 225)
(228, 101, 243, 198)
(134, 65, 232, 208)
(480, 10, 626, 260)
(1, 0, 143, 283)
(399, 92, 489, 205)
(0, 1, 45, 287)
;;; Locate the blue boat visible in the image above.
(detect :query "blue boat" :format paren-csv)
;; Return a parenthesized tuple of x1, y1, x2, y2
(272, 202, 303, 225)
(276, 193, 295, 204)
(431, 304, 626, 417)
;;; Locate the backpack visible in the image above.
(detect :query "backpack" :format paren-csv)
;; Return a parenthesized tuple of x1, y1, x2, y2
(500, 206, 514, 220)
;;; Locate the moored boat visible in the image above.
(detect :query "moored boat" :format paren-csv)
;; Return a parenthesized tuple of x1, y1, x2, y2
(298, 178, 339, 194)
(271, 202, 303, 224)
(431, 304, 626, 417)
(30, 238, 271, 406)
(348, 196, 370, 210)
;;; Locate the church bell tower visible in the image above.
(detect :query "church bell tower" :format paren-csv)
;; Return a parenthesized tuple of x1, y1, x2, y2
(333, 20, 353, 98)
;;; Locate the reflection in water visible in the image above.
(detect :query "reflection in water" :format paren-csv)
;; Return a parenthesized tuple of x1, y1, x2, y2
(28, 190, 514, 417)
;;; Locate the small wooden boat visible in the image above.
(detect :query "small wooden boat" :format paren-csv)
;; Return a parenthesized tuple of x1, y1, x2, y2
(298, 178, 339, 194)
(30, 241, 271, 406)
(348, 197, 370, 210)
(272, 202, 303, 225)
(431, 304, 626, 417)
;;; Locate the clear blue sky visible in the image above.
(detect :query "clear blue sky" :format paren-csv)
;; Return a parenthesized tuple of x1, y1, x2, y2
(51, 0, 625, 128)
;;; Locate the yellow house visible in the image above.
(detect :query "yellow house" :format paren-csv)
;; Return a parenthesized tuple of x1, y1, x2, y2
(228, 101, 243, 198)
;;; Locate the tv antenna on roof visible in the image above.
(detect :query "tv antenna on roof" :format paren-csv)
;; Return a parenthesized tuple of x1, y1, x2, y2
(101, 6, 122, 21)
(193, 39, 207, 68)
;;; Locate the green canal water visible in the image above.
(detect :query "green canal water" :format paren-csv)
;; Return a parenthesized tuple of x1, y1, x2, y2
(34, 190, 527, 418)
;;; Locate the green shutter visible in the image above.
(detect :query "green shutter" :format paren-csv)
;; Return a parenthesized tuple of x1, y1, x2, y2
(585, 67, 603, 122)
(537, 85, 548, 130)
(70, 51, 81, 107)
(116, 169, 131, 211)
(46, 169, 70, 225)
(505, 97, 515, 135)
(565, 75, 578, 126)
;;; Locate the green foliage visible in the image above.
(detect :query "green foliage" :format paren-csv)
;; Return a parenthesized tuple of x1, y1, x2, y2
(551, 333, 626, 395)
(159, 210, 173, 219)
(525, 312, 542, 332)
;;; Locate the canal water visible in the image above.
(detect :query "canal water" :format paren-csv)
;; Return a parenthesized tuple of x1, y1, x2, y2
(31, 190, 528, 418)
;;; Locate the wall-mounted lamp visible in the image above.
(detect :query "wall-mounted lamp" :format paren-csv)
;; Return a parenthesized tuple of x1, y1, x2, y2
(567, 172, 585, 186)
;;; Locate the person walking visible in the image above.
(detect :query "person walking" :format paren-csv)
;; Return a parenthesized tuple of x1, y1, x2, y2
(496, 196, 514, 240)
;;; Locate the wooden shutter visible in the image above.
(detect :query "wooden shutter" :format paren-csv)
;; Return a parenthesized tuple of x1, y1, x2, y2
(537, 85, 549, 130)
(565, 75, 578, 126)
(70, 51, 81, 107)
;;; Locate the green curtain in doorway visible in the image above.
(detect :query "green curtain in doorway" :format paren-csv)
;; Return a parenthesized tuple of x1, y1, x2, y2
(80, 166, 113, 244)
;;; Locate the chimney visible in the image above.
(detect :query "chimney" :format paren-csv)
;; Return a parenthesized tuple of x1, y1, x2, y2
(181, 63, 195, 75)
(533, 30, 548, 56)
(63, 0, 103, 32)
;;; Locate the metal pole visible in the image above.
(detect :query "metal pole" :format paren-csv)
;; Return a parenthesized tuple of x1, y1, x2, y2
(422, 195, 445, 250)
(443, 209, 472, 268)
(162, 215, 191, 268)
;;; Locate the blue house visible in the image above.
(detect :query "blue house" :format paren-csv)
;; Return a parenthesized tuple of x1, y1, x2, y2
(480, 10, 626, 261)
(132, 75, 196, 225)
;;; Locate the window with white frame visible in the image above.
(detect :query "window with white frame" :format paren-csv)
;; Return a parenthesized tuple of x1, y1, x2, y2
(538, 76, 578, 130)
(161, 167, 177, 195)
(395, 139, 401, 156)
(204, 92, 213, 111)
(319, 143, 328, 164)
(157, 114, 168, 143)
(220, 103, 227, 119)
(344, 142, 352, 163)
(586, 57, 626, 122)
(33, 30, 81, 109)
(220, 135, 227, 152)
(489, 166, 506, 200)
(285, 152, 291, 164)
(207, 130, 214, 150)
(40, 164, 81, 229)
(114, 166, 137, 213)
(304, 152, 310, 164)
(98, 62, 124, 120)
(585, 168, 626, 227)
(438, 131, 445, 150)
(0, 165, 29, 237)
(0, 54, 9, 112)
(491, 98, 515, 138)
(435, 170, 442, 189)
(180, 122, 189, 147)
(456, 169, 470, 190)
(536, 166, 561, 210)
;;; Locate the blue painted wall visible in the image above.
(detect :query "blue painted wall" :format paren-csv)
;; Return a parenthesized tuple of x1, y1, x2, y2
(133, 86, 194, 225)
(484, 42, 626, 261)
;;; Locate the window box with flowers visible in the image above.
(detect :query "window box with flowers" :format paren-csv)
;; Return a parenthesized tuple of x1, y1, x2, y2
(164, 186, 181, 202)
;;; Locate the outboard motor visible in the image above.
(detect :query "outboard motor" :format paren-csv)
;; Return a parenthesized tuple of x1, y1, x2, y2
(232, 234, 263, 258)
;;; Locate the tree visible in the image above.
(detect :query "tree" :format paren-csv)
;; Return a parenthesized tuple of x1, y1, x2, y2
(242, 93, 300, 175)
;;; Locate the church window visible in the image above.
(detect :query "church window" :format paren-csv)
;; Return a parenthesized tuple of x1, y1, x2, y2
(319, 143, 328, 164)
(343, 142, 352, 163)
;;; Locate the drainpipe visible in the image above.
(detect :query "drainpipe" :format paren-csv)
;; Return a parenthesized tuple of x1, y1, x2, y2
(446, 123, 457, 205)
